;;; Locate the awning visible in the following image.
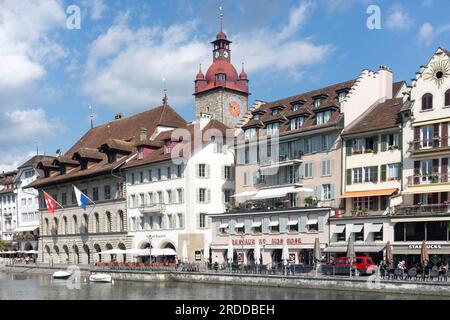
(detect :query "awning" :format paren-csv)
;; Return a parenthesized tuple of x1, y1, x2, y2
(413, 117, 450, 127)
(351, 224, 364, 233)
(136, 248, 177, 256)
(340, 188, 398, 198)
(252, 186, 313, 200)
(234, 223, 245, 228)
(95, 249, 126, 255)
(219, 223, 229, 228)
(391, 216, 450, 223)
(368, 224, 383, 232)
(230, 191, 257, 198)
(268, 221, 279, 227)
(324, 245, 385, 253)
(333, 225, 346, 233)
(306, 219, 318, 225)
(259, 159, 302, 171)
(251, 222, 262, 228)
(402, 184, 450, 195)
(13, 226, 38, 233)
(287, 220, 298, 226)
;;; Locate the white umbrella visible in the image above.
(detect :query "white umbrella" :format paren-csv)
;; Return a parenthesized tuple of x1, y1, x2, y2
(254, 241, 261, 265)
(204, 243, 210, 263)
(227, 239, 234, 264)
(95, 249, 126, 255)
(123, 249, 145, 256)
(182, 240, 188, 263)
(25, 250, 38, 255)
(282, 238, 289, 266)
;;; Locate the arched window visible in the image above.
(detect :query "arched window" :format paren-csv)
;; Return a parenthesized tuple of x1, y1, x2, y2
(53, 218, 58, 235)
(106, 212, 112, 232)
(422, 93, 433, 110)
(44, 218, 49, 235)
(83, 214, 89, 234)
(118, 211, 124, 232)
(445, 89, 450, 107)
(73, 215, 78, 234)
(63, 216, 67, 235)
(94, 213, 99, 233)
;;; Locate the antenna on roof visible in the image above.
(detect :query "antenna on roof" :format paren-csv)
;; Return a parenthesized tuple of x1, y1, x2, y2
(162, 78, 168, 105)
(219, 5, 224, 31)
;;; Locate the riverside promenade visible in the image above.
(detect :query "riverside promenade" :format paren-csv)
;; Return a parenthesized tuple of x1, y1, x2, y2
(2, 263, 450, 298)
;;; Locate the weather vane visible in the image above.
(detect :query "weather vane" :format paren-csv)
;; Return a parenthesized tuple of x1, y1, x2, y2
(162, 78, 168, 105)
(89, 105, 94, 129)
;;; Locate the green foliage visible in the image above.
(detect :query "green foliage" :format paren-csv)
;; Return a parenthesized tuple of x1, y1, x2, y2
(0, 240, 6, 252)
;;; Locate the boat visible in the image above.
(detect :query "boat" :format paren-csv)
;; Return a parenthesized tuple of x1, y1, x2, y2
(89, 273, 112, 283)
(52, 271, 72, 280)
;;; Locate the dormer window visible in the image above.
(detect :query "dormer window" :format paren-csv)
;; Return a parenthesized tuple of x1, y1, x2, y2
(316, 111, 332, 125)
(244, 128, 257, 140)
(338, 91, 347, 102)
(60, 165, 66, 175)
(216, 73, 226, 81)
(290, 117, 305, 130)
(165, 140, 171, 154)
(107, 152, 117, 163)
(80, 159, 88, 170)
(314, 98, 323, 108)
(138, 147, 144, 160)
(253, 114, 260, 120)
(266, 122, 280, 136)
(292, 103, 302, 111)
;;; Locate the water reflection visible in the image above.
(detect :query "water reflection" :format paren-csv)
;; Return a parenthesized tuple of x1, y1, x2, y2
(0, 272, 446, 300)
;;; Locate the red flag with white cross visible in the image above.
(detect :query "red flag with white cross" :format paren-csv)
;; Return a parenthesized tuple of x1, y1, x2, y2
(43, 191, 58, 214)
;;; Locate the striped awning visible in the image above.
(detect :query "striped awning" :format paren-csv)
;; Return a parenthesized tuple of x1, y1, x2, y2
(402, 184, 450, 195)
(340, 188, 398, 198)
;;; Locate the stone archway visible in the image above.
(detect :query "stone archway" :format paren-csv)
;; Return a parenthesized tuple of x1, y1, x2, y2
(62, 245, 70, 264)
(83, 244, 91, 265)
(24, 242, 33, 251)
(72, 245, 80, 264)
(105, 243, 113, 262)
(53, 245, 60, 264)
(44, 245, 51, 264)
(94, 243, 102, 263)
(117, 243, 126, 262)
(138, 240, 152, 250)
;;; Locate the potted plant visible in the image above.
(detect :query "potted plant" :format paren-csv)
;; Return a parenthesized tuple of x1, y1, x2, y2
(305, 196, 313, 207)
(362, 208, 369, 216)
(351, 209, 357, 216)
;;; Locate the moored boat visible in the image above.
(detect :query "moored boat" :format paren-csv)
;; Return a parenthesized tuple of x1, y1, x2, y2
(89, 273, 112, 283)
(52, 271, 72, 280)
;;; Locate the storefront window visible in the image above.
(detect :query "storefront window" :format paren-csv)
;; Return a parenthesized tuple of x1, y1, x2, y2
(374, 227, 383, 241)
(337, 231, 346, 242)
(426, 221, 448, 241)
(288, 223, 298, 233)
(394, 223, 405, 242)
(405, 222, 425, 241)
(355, 227, 364, 242)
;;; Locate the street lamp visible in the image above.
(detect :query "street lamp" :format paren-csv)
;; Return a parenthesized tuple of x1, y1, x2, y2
(147, 234, 152, 267)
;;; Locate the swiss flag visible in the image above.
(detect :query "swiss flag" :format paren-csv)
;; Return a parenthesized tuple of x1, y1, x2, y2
(43, 191, 57, 214)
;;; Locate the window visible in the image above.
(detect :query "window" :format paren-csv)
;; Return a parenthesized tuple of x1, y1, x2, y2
(199, 213, 207, 228)
(388, 164, 400, 180)
(167, 167, 171, 179)
(131, 173, 135, 184)
(336, 225, 346, 242)
(290, 117, 305, 130)
(321, 160, 331, 177)
(71, 191, 76, 204)
(235, 222, 245, 235)
(167, 190, 173, 204)
(353, 139, 364, 154)
(243, 172, 250, 186)
(177, 165, 182, 178)
(165, 140, 171, 153)
(94, 213, 99, 233)
(322, 184, 331, 200)
(244, 128, 257, 140)
(422, 93, 433, 110)
(304, 138, 312, 154)
(365, 138, 374, 152)
(130, 195, 136, 208)
(198, 188, 207, 203)
(316, 111, 331, 125)
(157, 168, 162, 180)
(104, 185, 111, 200)
(224, 189, 232, 203)
(21, 198, 26, 206)
(354, 225, 364, 242)
(446, 89, 450, 107)
(106, 212, 112, 232)
(224, 166, 232, 179)
(266, 122, 280, 135)
(253, 114, 260, 120)
(421, 125, 433, 148)
(219, 221, 229, 235)
(322, 135, 334, 151)
(387, 133, 400, 149)
(216, 73, 226, 81)
(314, 98, 323, 108)
(292, 103, 302, 111)
(352, 197, 375, 211)
(353, 168, 363, 183)
(93, 187, 99, 201)
(61, 193, 67, 206)
(303, 162, 313, 179)
(157, 191, 163, 204)
(374, 225, 383, 241)
(177, 189, 184, 203)
(269, 220, 280, 233)
(272, 108, 281, 116)
(140, 172, 144, 183)
(73, 215, 78, 234)
(198, 164, 206, 177)
(138, 147, 144, 160)
(364, 166, 377, 182)
(338, 91, 347, 102)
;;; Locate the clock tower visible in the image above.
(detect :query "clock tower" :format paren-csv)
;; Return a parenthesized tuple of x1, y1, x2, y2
(194, 27, 249, 129)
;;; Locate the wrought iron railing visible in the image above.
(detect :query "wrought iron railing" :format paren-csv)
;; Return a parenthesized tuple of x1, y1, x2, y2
(407, 173, 450, 186)
(392, 204, 450, 216)
(408, 137, 450, 152)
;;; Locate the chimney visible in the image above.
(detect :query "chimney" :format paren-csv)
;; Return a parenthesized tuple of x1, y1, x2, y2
(140, 127, 148, 142)
(378, 65, 393, 100)
(115, 113, 122, 120)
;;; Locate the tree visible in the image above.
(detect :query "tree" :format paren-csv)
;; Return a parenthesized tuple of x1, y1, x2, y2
(0, 240, 6, 252)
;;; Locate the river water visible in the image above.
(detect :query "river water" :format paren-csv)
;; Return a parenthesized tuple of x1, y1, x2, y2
(0, 271, 446, 300)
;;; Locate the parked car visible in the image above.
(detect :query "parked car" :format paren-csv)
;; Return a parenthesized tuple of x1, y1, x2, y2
(322, 256, 376, 275)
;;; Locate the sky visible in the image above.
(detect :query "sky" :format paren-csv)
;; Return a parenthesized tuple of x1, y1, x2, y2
(0, 0, 449, 171)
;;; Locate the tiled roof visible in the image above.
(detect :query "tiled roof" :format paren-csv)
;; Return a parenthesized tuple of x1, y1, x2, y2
(18, 155, 55, 169)
(392, 81, 406, 97)
(342, 97, 403, 136)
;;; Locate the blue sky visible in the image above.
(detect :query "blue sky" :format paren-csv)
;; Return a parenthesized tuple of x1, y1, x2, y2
(0, 0, 449, 171)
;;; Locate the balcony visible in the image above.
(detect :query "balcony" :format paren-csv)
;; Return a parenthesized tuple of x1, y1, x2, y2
(407, 173, 450, 186)
(256, 175, 303, 188)
(259, 153, 303, 171)
(138, 203, 165, 214)
(392, 203, 450, 216)
(225, 199, 319, 214)
(408, 137, 450, 155)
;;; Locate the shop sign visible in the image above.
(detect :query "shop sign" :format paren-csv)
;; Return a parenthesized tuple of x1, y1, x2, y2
(232, 238, 302, 246)
(408, 244, 442, 250)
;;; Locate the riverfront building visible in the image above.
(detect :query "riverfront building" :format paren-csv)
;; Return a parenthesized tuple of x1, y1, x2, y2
(0, 171, 18, 242)
(393, 47, 450, 265)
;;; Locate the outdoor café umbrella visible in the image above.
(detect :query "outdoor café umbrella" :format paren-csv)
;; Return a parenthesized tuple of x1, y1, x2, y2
(227, 239, 234, 265)
(314, 238, 321, 270)
(385, 241, 393, 267)
(346, 237, 355, 277)
(421, 240, 429, 268)
(204, 243, 210, 271)
(182, 240, 188, 264)
(254, 240, 261, 266)
(282, 238, 289, 275)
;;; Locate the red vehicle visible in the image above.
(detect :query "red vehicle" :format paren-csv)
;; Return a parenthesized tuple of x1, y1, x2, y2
(327, 256, 376, 274)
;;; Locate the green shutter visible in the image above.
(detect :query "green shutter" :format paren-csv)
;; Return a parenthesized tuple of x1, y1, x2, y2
(381, 165, 387, 182)
(398, 132, 402, 151)
(373, 136, 379, 153)
(346, 169, 352, 185)
(345, 140, 352, 156)
(381, 135, 387, 152)
(397, 163, 402, 181)
(373, 166, 378, 183)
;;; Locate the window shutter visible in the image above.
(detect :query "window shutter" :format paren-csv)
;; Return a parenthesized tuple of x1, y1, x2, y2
(432, 159, 439, 173)
(372, 197, 379, 211)
(196, 164, 199, 178)
(442, 123, 448, 147)
(262, 217, 269, 234)
(196, 213, 201, 229)
(318, 215, 324, 232)
(433, 124, 440, 148)
(373, 166, 378, 183)
(206, 164, 211, 178)
(346, 169, 352, 185)
(299, 215, 307, 233)
(207, 189, 211, 203)
(381, 165, 386, 182)
(380, 135, 387, 152)
(397, 163, 403, 181)
(330, 184, 336, 200)
(373, 136, 379, 153)
(221, 166, 225, 179)
(446, 90, 450, 106)
(279, 216, 288, 234)
(345, 140, 352, 156)
(196, 188, 199, 203)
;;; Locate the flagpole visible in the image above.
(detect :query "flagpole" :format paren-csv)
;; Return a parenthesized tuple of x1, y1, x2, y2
(72, 184, 96, 215)
(42, 190, 65, 213)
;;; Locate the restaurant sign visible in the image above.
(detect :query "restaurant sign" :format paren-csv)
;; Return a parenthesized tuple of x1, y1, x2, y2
(232, 238, 302, 246)
(408, 244, 442, 250)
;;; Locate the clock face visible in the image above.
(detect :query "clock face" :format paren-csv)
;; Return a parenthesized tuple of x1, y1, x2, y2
(223, 51, 229, 59)
(215, 51, 220, 59)
(227, 97, 243, 118)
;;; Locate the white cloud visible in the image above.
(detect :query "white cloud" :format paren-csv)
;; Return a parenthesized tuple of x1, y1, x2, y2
(83, 1, 332, 112)
(0, 152, 36, 173)
(386, 5, 414, 31)
(82, 0, 107, 20)
(418, 22, 450, 46)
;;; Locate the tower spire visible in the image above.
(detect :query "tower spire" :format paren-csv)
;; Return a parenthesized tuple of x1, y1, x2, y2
(89, 105, 94, 129)
(219, 6, 224, 32)
(162, 78, 168, 105)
